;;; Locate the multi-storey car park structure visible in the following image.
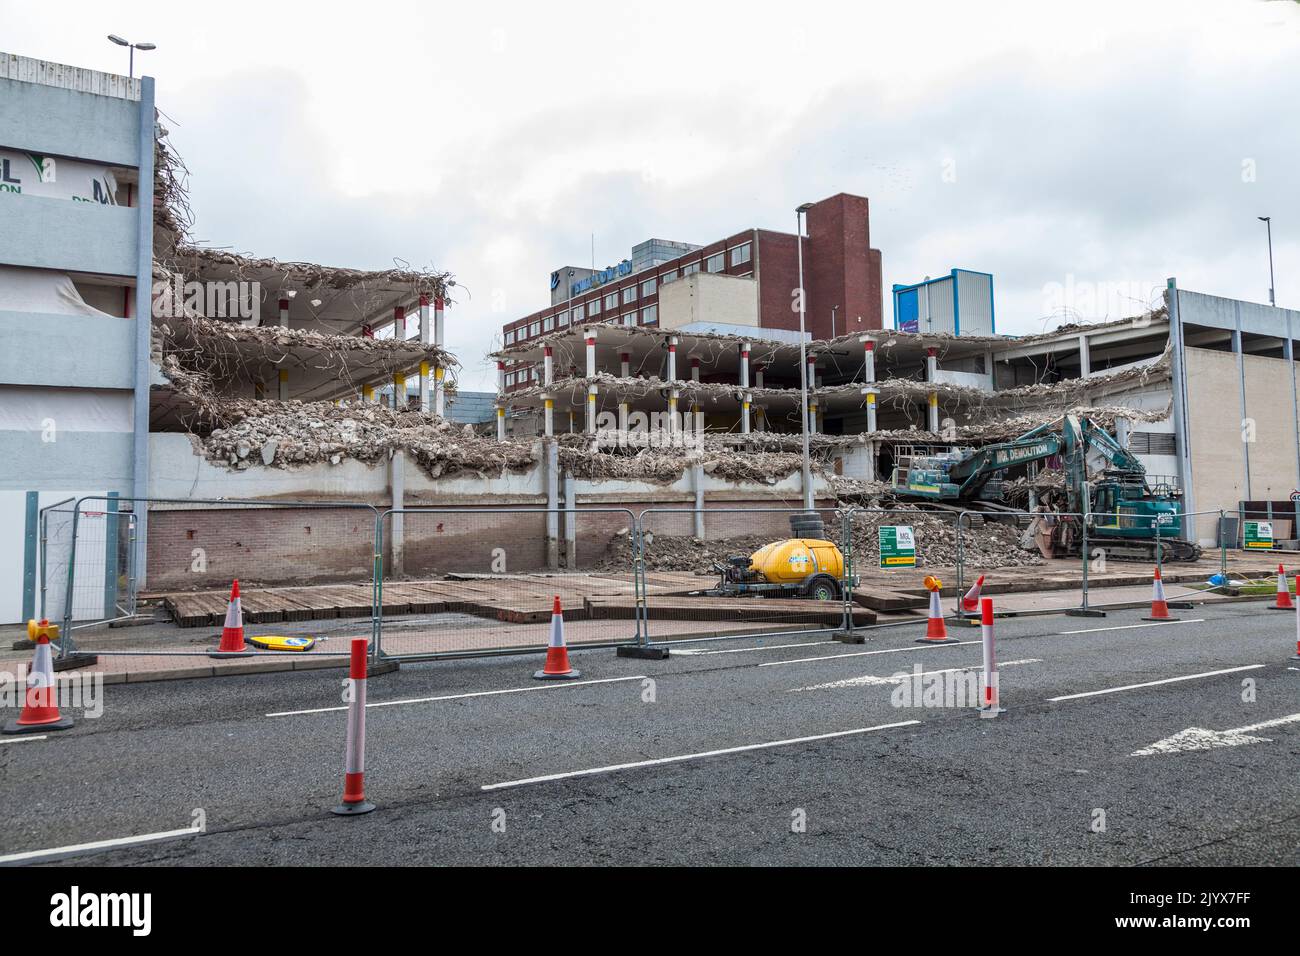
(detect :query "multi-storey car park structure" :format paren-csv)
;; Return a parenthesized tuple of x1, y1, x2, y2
(4, 52, 1300, 626)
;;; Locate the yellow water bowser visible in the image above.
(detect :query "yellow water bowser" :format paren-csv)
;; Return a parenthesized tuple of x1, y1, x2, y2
(748, 538, 845, 585)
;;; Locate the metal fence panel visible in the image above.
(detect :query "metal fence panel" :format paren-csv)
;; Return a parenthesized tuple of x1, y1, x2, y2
(375, 507, 640, 660)
(56, 497, 379, 658)
(636, 506, 860, 647)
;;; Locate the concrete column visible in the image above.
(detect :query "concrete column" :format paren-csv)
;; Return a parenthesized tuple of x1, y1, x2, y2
(1079, 333, 1091, 379)
(277, 368, 288, 402)
(433, 297, 446, 417)
(861, 337, 876, 383)
(362, 383, 374, 404)
(666, 337, 678, 433)
(278, 297, 289, 329)
(496, 405, 506, 440)
(1115, 416, 1131, 450)
(692, 462, 705, 538)
(546, 440, 560, 569)
(568, 409, 575, 433)
(691, 357, 701, 382)
(585, 331, 597, 377)
(544, 346, 554, 386)
(563, 474, 577, 568)
(755, 404, 766, 432)
(739, 341, 751, 433)
(619, 351, 631, 435)
(754, 363, 764, 389)
(926, 347, 940, 433)
(586, 384, 598, 435)
(864, 387, 878, 432)
(809, 398, 819, 435)
(389, 450, 405, 576)
(419, 296, 432, 412)
(496, 360, 505, 398)
(393, 370, 406, 409)
(544, 394, 555, 436)
(393, 304, 406, 340)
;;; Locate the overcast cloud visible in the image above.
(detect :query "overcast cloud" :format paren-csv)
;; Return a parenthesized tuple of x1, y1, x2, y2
(3, 0, 1298, 390)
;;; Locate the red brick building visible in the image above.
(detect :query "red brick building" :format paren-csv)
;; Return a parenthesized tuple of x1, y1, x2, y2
(500, 193, 883, 390)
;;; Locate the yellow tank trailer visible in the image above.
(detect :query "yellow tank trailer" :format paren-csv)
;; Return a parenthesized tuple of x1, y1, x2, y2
(700, 538, 854, 600)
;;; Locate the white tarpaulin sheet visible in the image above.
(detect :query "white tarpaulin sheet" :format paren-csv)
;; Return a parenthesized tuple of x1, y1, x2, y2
(0, 265, 114, 316)
(0, 148, 118, 204)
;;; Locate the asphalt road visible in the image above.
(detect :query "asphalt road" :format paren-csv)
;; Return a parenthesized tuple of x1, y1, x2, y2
(1, 602, 1297, 866)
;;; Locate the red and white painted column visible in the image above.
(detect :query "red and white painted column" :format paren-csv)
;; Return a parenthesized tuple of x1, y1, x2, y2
(585, 331, 598, 435)
(979, 597, 1004, 716)
(433, 298, 447, 417)
(418, 295, 432, 413)
(278, 296, 289, 329)
(332, 638, 376, 815)
(668, 336, 679, 433)
(739, 342, 751, 434)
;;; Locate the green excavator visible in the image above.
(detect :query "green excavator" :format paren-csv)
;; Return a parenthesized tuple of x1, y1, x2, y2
(894, 414, 1201, 561)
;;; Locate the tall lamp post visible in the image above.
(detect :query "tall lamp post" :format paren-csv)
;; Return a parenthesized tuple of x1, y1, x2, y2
(107, 35, 155, 79)
(796, 202, 815, 511)
(1258, 216, 1276, 307)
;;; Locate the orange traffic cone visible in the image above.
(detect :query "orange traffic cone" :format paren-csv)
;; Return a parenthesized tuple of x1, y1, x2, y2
(211, 580, 253, 657)
(1142, 566, 1176, 621)
(534, 596, 581, 679)
(916, 577, 959, 645)
(1269, 564, 1294, 611)
(961, 575, 985, 615)
(3, 633, 74, 734)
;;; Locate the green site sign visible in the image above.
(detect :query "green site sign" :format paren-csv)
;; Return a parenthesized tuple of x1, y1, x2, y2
(879, 525, 916, 569)
(1244, 520, 1274, 550)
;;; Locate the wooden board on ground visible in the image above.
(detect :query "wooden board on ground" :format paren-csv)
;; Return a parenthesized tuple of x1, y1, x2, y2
(852, 588, 928, 612)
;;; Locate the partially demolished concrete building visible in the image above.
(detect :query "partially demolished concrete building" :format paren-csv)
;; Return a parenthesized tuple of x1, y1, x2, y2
(4, 53, 1299, 625)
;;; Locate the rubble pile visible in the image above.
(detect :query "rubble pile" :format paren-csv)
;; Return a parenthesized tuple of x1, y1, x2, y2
(594, 509, 1040, 574)
(845, 509, 1042, 569)
(199, 401, 534, 477)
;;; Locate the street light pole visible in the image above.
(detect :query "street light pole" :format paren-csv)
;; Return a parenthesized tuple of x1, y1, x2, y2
(107, 35, 156, 79)
(796, 203, 815, 511)
(1259, 216, 1276, 307)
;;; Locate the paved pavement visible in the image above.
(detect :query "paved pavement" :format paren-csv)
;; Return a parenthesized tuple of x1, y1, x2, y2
(0, 602, 1296, 866)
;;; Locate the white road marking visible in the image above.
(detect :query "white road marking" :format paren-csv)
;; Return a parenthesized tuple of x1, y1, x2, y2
(1058, 619, 1203, 635)
(792, 659, 1041, 692)
(1131, 712, 1300, 757)
(267, 674, 647, 718)
(670, 641, 835, 656)
(759, 640, 981, 667)
(480, 719, 922, 791)
(0, 735, 48, 745)
(0, 826, 201, 866)
(1047, 664, 1265, 702)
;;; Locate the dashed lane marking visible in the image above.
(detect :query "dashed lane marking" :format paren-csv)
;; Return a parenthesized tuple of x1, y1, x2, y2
(267, 675, 648, 718)
(1047, 664, 1265, 702)
(1058, 619, 1203, 635)
(0, 826, 201, 866)
(759, 641, 980, 667)
(480, 720, 922, 791)
(791, 659, 1041, 692)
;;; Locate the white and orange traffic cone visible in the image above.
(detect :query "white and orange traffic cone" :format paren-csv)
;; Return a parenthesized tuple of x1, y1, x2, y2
(3, 632, 74, 735)
(916, 576, 959, 645)
(534, 596, 581, 679)
(1269, 564, 1294, 611)
(978, 597, 1004, 717)
(960, 575, 985, 616)
(211, 580, 252, 657)
(1142, 566, 1176, 621)
(331, 638, 375, 816)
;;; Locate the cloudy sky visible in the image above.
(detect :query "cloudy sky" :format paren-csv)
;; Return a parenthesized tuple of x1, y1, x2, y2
(5, 0, 1298, 389)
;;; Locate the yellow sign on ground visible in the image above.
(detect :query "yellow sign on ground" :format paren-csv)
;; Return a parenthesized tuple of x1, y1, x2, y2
(246, 635, 316, 653)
